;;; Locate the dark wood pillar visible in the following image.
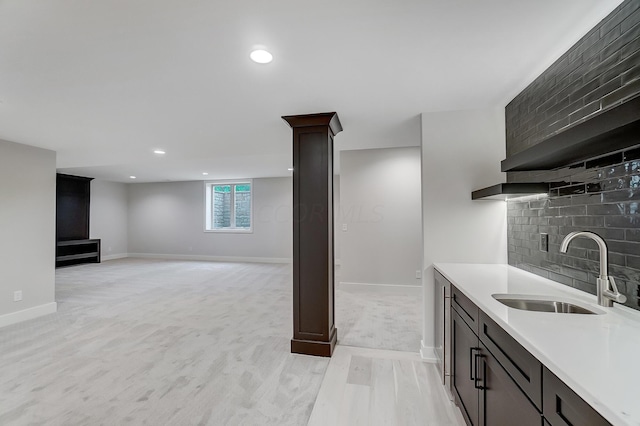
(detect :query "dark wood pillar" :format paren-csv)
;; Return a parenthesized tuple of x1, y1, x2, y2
(282, 112, 342, 357)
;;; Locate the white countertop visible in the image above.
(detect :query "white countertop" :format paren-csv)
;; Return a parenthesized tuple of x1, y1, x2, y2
(435, 263, 640, 426)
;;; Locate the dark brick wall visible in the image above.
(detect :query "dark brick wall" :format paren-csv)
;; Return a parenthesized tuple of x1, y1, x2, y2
(507, 146, 640, 309)
(505, 0, 640, 309)
(506, 0, 640, 157)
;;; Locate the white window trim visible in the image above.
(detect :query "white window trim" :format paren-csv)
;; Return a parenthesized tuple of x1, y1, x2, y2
(204, 179, 253, 233)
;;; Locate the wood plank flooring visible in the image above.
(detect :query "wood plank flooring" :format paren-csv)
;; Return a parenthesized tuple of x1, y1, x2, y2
(335, 286, 422, 352)
(0, 258, 457, 425)
(308, 346, 465, 426)
(0, 259, 327, 425)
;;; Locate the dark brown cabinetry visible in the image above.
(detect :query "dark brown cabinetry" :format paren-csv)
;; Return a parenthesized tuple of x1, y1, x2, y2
(444, 273, 611, 426)
(452, 308, 480, 425)
(479, 341, 541, 426)
(56, 174, 101, 268)
(56, 239, 101, 268)
(452, 308, 540, 426)
(543, 367, 611, 426)
(479, 312, 542, 410)
(452, 285, 479, 334)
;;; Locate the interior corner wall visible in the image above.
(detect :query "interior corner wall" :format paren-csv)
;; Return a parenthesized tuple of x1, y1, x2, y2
(421, 108, 508, 355)
(339, 147, 422, 287)
(90, 180, 129, 260)
(0, 139, 56, 323)
(127, 177, 292, 261)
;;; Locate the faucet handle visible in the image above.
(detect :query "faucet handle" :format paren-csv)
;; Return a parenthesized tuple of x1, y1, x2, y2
(606, 276, 627, 304)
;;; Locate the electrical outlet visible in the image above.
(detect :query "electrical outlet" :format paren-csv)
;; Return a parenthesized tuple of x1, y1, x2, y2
(415, 270, 422, 279)
(342, 224, 348, 231)
(107, 246, 112, 252)
(13, 291, 22, 302)
(540, 233, 549, 252)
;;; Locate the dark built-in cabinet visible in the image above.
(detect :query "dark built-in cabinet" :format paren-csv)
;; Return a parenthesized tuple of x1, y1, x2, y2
(56, 174, 100, 267)
(56, 239, 101, 268)
(445, 274, 611, 426)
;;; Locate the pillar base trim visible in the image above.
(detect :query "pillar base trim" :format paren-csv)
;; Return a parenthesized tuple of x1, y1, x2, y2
(291, 328, 337, 357)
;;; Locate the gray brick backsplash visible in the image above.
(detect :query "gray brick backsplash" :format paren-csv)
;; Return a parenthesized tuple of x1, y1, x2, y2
(505, 0, 640, 309)
(507, 147, 640, 310)
(506, 0, 640, 157)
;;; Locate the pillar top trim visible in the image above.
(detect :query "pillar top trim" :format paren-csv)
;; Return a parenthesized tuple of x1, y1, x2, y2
(282, 112, 343, 136)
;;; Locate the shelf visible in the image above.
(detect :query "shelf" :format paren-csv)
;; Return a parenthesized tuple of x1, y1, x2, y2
(501, 95, 640, 172)
(57, 239, 97, 246)
(471, 183, 549, 201)
(56, 252, 99, 262)
(56, 238, 101, 267)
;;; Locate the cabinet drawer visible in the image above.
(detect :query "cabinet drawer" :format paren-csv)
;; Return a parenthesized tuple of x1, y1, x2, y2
(479, 312, 542, 411)
(543, 367, 611, 426)
(452, 285, 479, 334)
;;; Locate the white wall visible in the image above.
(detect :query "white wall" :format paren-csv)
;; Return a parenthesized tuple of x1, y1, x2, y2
(90, 180, 128, 260)
(421, 108, 507, 359)
(127, 177, 292, 261)
(339, 147, 422, 287)
(0, 140, 57, 325)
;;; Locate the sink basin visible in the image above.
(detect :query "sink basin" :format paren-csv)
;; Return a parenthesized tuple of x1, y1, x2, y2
(492, 295, 599, 315)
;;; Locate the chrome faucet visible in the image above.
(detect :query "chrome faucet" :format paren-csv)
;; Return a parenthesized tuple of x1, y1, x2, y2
(560, 231, 627, 307)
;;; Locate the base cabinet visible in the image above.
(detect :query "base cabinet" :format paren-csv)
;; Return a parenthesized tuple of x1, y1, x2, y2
(452, 309, 480, 425)
(543, 368, 611, 426)
(479, 341, 541, 426)
(452, 309, 540, 426)
(445, 274, 611, 426)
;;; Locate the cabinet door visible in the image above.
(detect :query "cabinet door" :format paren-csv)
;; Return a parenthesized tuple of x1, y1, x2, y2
(452, 309, 479, 426)
(478, 342, 542, 426)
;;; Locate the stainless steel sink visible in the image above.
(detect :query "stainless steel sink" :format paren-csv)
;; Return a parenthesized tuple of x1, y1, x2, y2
(492, 295, 598, 314)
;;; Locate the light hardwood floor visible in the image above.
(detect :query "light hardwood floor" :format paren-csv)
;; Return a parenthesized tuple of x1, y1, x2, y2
(0, 259, 328, 425)
(308, 346, 465, 426)
(336, 286, 422, 352)
(0, 259, 457, 425)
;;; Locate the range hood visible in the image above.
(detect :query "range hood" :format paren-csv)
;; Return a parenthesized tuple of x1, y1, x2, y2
(501, 95, 640, 172)
(471, 183, 549, 201)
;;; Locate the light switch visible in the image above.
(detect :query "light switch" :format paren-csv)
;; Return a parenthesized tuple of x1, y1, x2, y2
(342, 224, 348, 231)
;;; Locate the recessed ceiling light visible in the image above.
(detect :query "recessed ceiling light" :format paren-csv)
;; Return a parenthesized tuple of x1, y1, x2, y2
(130, 176, 137, 179)
(202, 172, 209, 176)
(250, 49, 273, 64)
(154, 150, 166, 155)
(287, 167, 294, 171)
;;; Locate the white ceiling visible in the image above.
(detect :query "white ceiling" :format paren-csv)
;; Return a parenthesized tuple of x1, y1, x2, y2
(0, 0, 624, 182)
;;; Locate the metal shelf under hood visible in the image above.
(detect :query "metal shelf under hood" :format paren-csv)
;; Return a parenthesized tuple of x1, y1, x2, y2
(471, 183, 549, 200)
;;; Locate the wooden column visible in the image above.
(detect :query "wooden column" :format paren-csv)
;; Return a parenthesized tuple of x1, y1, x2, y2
(282, 112, 342, 357)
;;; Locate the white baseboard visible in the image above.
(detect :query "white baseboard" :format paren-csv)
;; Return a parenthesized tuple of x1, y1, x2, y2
(127, 253, 292, 264)
(0, 302, 57, 329)
(102, 253, 129, 261)
(420, 340, 437, 362)
(338, 282, 421, 296)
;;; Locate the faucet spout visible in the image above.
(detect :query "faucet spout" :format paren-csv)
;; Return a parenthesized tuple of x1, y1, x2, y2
(559, 231, 626, 307)
(560, 231, 608, 278)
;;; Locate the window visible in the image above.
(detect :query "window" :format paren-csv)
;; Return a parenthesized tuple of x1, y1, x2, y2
(205, 180, 252, 232)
